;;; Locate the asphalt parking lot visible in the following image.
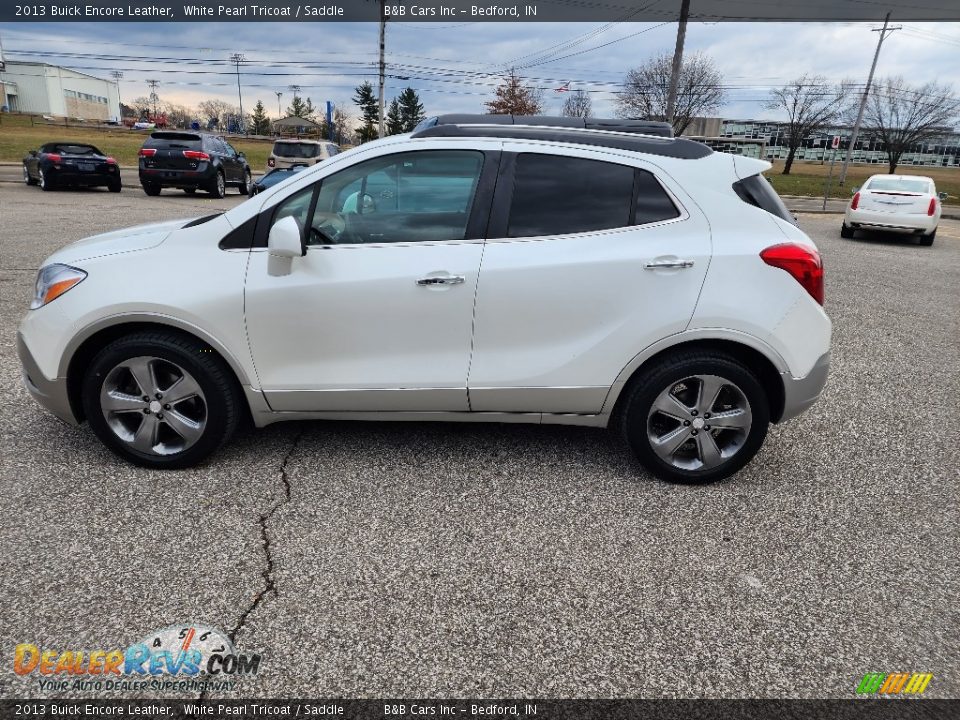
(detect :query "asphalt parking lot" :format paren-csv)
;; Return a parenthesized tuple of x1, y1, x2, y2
(0, 182, 957, 699)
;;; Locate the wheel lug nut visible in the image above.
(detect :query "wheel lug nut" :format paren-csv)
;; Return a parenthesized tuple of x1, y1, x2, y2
(155, 393, 163, 400)
(156, 413, 163, 420)
(142, 408, 150, 414)
(704, 425, 710, 431)
(142, 396, 149, 402)
(691, 410, 698, 416)
(704, 412, 711, 418)
(164, 404, 171, 410)
(691, 430, 698, 436)
(683, 420, 690, 426)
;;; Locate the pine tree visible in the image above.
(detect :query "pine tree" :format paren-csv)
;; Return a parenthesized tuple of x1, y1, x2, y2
(397, 87, 426, 131)
(386, 98, 404, 135)
(249, 100, 270, 134)
(286, 95, 316, 119)
(485, 69, 543, 116)
(353, 81, 380, 143)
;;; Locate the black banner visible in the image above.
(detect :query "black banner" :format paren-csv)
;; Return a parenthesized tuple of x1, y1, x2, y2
(3, 0, 960, 23)
(2, 700, 959, 720)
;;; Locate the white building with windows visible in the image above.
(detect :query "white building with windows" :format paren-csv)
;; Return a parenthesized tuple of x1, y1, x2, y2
(0, 61, 120, 121)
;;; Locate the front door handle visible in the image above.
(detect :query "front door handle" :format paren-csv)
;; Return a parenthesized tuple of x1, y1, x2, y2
(416, 275, 465, 286)
(644, 259, 695, 270)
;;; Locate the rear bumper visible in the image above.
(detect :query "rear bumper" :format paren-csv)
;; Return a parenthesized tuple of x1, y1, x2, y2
(17, 332, 79, 426)
(845, 208, 937, 234)
(49, 170, 118, 185)
(139, 167, 215, 188)
(779, 351, 830, 423)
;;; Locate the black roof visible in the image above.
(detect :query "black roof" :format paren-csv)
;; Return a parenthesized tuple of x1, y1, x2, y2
(411, 115, 711, 160)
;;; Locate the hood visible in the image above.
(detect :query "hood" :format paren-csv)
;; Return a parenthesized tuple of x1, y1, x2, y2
(44, 217, 196, 265)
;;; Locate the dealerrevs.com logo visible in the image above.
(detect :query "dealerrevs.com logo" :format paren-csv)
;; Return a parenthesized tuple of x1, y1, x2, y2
(13, 624, 262, 692)
(856, 672, 933, 696)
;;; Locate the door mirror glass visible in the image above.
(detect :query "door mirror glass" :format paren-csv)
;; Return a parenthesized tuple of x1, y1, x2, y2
(268, 215, 305, 258)
(851, 186, 859, 195)
(938, 192, 948, 201)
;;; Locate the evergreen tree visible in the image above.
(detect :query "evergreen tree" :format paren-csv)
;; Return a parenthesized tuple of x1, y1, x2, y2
(249, 100, 271, 134)
(286, 95, 316, 119)
(386, 98, 404, 135)
(397, 87, 426, 131)
(353, 81, 380, 142)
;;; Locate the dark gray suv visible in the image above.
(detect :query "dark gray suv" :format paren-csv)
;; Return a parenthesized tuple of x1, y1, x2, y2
(138, 131, 252, 198)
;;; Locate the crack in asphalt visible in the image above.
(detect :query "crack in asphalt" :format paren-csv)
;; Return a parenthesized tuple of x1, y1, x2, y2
(228, 425, 304, 645)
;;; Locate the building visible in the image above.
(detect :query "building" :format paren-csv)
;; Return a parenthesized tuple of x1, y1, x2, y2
(685, 118, 960, 167)
(0, 61, 121, 122)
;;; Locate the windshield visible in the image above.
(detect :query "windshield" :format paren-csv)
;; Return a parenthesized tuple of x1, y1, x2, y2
(273, 142, 320, 158)
(867, 177, 931, 193)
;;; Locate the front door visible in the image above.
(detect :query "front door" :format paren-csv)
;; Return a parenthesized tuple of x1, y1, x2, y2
(244, 148, 495, 412)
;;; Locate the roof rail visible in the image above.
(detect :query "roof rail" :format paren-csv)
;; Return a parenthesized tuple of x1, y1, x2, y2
(413, 114, 675, 137)
(410, 116, 711, 160)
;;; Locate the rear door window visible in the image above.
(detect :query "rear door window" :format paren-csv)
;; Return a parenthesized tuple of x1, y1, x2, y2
(143, 133, 202, 151)
(506, 154, 678, 238)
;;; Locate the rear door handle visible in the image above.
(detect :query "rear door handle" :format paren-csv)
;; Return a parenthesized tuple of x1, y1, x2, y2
(417, 275, 465, 286)
(644, 259, 694, 270)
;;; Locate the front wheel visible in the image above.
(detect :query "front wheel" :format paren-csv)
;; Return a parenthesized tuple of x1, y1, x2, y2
(24, 164, 38, 185)
(238, 169, 252, 195)
(619, 351, 770, 483)
(81, 332, 241, 469)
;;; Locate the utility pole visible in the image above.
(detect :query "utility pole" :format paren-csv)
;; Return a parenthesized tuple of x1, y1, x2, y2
(110, 70, 123, 122)
(146, 79, 159, 117)
(378, 0, 387, 139)
(275, 91, 283, 118)
(838, 13, 900, 185)
(665, 0, 690, 131)
(230, 52, 246, 134)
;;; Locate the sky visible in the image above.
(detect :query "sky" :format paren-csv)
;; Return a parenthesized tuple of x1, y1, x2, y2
(1, 20, 958, 124)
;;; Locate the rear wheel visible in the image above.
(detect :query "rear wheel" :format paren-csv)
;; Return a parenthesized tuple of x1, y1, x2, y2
(840, 223, 854, 239)
(238, 169, 252, 195)
(39, 168, 55, 191)
(24, 164, 38, 186)
(208, 171, 226, 198)
(108, 180, 122, 193)
(81, 332, 241, 469)
(918, 229, 936, 246)
(619, 351, 770, 483)
(142, 182, 161, 196)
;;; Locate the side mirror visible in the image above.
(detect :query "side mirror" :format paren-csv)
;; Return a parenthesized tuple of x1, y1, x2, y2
(939, 192, 948, 201)
(29, 149, 38, 156)
(268, 215, 305, 258)
(851, 186, 860, 195)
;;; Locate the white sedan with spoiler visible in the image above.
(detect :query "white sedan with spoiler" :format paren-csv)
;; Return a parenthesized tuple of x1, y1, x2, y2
(842, 174, 946, 246)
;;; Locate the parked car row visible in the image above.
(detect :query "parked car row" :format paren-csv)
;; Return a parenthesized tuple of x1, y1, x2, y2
(23, 133, 341, 199)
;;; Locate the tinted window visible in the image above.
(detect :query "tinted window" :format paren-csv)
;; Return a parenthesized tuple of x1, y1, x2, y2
(273, 142, 320, 158)
(867, 177, 930, 193)
(633, 170, 680, 225)
(302, 150, 484, 246)
(144, 133, 202, 150)
(508, 155, 639, 237)
(732, 174, 796, 225)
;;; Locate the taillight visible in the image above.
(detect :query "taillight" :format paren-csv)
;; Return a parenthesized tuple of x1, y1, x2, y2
(105, 157, 117, 165)
(43, 153, 62, 163)
(760, 243, 824, 306)
(138, 148, 156, 157)
(267, 157, 275, 167)
(927, 197, 937, 216)
(850, 192, 860, 210)
(182, 150, 210, 161)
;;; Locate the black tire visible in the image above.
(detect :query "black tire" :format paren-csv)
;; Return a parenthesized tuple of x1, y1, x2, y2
(208, 170, 226, 198)
(183, 188, 197, 195)
(919, 229, 936, 246)
(39, 168, 55, 191)
(24, 164, 38, 186)
(238, 168, 252, 195)
(142, 182, 161, 196)
(619, 350, 770, 484)
(109, 180, 122, 193)
(81, 331, 242, 469)
(840, 223, 854, 239)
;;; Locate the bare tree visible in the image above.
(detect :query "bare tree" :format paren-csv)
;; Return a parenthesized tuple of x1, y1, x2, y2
(485, 69, 544, 116)
(561, 89, 592, 118)
(616, 52, 726, 136)
(197, 99, 237, 129)
(862, 77, 960, 174)
(161, 102, 196, 129)
(766, 75, 849, 175)
(331, 103, 351, 145)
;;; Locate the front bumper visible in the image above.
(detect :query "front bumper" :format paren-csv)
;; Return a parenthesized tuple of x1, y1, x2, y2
(16, 332, 79, 426)
(779, 351, 830, 423)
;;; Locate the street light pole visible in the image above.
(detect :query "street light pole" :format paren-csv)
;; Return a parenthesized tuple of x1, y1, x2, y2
(110, 70, 123, 122)
(230, 52, 246, 134)
(838, 13, 900, 185)
(275, 91, 283, 119)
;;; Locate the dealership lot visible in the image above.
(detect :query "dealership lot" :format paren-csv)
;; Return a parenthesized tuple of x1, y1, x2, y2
(0, 183, 957, 698)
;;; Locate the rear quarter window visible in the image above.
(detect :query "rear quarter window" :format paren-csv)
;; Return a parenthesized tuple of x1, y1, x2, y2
(732, 174, 796, 225)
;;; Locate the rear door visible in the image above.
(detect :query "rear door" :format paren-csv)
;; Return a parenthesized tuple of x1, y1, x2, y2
(468, 146, 711, 414)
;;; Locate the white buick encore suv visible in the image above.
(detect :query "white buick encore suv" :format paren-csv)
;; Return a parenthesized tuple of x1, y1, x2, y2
(18, 115, 832, 482)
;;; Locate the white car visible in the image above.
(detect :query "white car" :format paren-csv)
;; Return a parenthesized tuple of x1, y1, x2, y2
(18, 115, 832, 483)
(842, 174, 945, 245)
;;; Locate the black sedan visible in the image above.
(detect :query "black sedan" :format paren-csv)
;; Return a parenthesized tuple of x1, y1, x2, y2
(23, 142, 122, 192)
(247, 164, 309, 196)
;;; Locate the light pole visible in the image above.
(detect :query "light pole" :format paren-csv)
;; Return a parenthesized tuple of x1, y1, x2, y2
(110, 70, 123, 122)
(665, 0, 690, 130)
(378, 0, 386, 138)
(275, 91, 283, 118)
(230, 52, 246, 134)
(146, 79, 159, 118)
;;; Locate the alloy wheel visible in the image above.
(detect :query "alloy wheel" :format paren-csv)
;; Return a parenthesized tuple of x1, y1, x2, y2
(99, 356, 208, 456)
(646, 374, 753, 472)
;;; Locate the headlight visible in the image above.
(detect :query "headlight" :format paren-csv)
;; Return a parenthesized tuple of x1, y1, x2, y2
(30, 264, 87, 310)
